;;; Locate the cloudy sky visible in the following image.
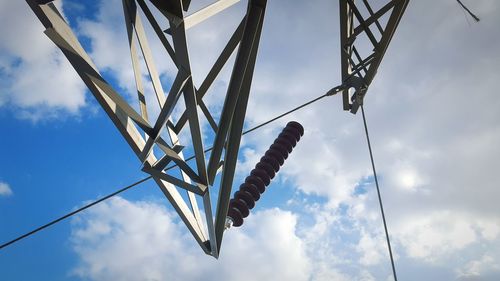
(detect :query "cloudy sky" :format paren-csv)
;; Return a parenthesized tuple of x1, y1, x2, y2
(1, 0, 500, 280)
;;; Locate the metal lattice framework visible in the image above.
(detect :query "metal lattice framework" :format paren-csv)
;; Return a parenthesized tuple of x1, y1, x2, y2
(339, 0, 409, 113)
(27, 0, 408, 257)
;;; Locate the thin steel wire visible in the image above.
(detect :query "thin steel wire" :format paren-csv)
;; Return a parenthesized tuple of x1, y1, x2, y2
(456, 0, 480, 22)
(0, 92, 332, 251)
(361, 105, 398, 281)
(242, 93, 330, 135)
(0, 176, 152, 250)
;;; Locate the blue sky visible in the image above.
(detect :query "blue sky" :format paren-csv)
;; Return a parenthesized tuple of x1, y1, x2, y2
(1, 0, 500, 280)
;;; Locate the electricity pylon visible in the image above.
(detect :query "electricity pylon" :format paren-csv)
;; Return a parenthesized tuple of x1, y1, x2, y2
(27, 0, 408, 257)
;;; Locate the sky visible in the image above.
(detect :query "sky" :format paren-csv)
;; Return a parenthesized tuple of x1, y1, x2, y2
(1, 0, 500, 280)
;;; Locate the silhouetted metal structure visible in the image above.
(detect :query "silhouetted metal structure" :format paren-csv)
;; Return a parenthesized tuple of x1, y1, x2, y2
(27, 0, 409, 257)
(339, 0, 409, 113)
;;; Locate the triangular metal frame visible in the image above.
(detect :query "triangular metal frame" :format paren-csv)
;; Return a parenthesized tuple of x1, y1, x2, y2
(339, 0, 409, 113)
(27, 0, 267, 258)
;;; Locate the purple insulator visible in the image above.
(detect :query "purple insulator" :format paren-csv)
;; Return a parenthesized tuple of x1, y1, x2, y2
(227, 121, 304, 227)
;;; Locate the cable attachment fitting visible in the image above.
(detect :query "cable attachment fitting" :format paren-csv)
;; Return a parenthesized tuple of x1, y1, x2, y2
(339, 76, 368, 114)
(226, 121, 305, 228)
(326, 84, 346, 96)
(325, 78, 367, 114)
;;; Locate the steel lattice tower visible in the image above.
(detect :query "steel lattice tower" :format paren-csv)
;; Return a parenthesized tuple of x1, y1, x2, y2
(27, 0, 409, 257)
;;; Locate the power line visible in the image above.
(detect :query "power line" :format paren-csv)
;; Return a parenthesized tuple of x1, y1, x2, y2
(242, 93, 330, 135)
(361, 105, 398, 281)
(0, 176, 151, 250)
(0, 91, 333, 251)
(456, 0, 480, 22)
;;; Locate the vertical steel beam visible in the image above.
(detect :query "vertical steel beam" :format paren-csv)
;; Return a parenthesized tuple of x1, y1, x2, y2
(213, 0, 267, 252)
(339, 0, 354, 111)
(123, 0, 149, 122)
(136, 0, 177, 65)
(173, 18, 245, 133)
(138, 70, 190, 162)
(128, 0, 168, 107)
(206, 1, 265, 185)
(169, 2, 210, 185)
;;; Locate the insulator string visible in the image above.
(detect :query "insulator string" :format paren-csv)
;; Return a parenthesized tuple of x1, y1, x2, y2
(227, 121, 304, 227)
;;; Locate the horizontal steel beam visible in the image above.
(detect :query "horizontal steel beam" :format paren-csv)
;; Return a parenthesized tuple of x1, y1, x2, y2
(184, 0, 240, 30)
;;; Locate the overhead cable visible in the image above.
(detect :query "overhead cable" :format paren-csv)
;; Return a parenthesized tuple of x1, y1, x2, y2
(361, 105, 398, 281)
(0, 176, 151, 250)
(456, 0, 480, 22)
(0, 91, 334, 251)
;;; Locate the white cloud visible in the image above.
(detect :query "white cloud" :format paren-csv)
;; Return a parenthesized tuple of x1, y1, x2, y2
(0, 181, 13, 196)
(477, 220, 500, 241)
(0, 0, 87, 121)
(71, 197, 404, 281)
(457, 255, 500, 279)
(356, 231, 386, 266)
(70, 197, 312, 281)
(51, 0, 500, 279)
(395, 211, 477, 262)
(0, 1, 497, 279)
